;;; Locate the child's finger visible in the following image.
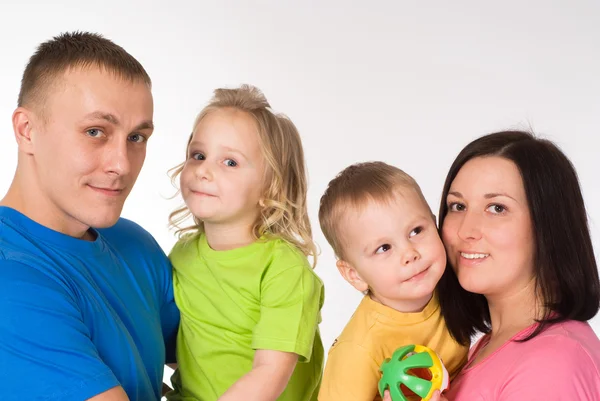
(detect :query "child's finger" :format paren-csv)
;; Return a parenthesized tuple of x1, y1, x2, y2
(383, 389, 449, 401)
(429, 390, 449, 401)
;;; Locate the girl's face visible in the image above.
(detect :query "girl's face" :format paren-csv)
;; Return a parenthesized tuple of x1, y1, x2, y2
(180, 108, 267, 229)
(441, 156, 536, 300)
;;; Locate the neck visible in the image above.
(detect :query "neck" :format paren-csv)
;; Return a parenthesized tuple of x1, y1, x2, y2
(203, 220, 257, 251)
(1, 167, 91, 240)
(371, 291, 434, 313)
(486, 278, 542, 340)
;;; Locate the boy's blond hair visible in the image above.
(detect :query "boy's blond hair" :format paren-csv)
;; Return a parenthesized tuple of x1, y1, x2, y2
(169, 85, 317, 266)
(319, 161, 429, 260)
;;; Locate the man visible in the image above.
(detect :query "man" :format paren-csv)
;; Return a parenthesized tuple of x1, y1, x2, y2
(0, 32, 179, 400)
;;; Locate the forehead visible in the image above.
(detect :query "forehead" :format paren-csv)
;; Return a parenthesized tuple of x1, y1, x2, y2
(43, 66, 153, 119)
(338, 188, 432, 240)
(192, 109, 259, 145)
(451, 156, 526, 198)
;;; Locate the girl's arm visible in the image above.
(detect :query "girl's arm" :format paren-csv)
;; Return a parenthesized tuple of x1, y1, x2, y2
(218, 349, 299, 401)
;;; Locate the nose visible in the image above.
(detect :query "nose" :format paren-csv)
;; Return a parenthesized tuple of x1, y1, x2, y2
(402, 247, 421, 266)
(457, 210, 483, 241)
(105, 138, 131, 176)
(194, 159, 213, 181)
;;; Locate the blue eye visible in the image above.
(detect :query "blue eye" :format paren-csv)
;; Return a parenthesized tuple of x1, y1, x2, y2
(129, 133, 146, 143)
(375, 244, 391, 254)
(191, 153, 205, 160)
(86, 128, 103, 138)
(224, 159, 237, 167)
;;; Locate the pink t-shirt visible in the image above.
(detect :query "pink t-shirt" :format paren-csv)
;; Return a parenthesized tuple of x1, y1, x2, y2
(445, 320, 600, 400)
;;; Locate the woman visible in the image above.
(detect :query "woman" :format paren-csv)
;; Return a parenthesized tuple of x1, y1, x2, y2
(386, 130, 600, 400)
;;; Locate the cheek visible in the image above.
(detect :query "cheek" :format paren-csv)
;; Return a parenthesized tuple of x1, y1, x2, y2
(71, 149, 102, 176)
(180, 164, 194, 185)
(48, 144, 96, 180)
(129, 148, 146, 174)
(440, 222, 456, 248)
(432, 238, 447, 262)
(491, 226, 533, 265)
(237, 174, 263, 199)
(489, 220, 524, 248)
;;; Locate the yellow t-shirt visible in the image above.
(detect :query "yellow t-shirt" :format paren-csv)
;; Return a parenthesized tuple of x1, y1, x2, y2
(167, 233, 324, 401)
(319, 295, 468, 401)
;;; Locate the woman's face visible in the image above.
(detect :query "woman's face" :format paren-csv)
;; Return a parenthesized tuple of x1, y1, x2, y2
(441, 156, 536, 299)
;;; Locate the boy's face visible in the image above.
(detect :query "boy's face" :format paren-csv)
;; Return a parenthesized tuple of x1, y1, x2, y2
(336, 188, 447, 312)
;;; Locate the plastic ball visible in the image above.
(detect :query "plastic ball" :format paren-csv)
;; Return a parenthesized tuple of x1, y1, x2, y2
(378, 344, 449, 401)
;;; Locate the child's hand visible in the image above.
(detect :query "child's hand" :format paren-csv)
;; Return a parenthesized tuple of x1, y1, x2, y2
(382, 389, 448, 401)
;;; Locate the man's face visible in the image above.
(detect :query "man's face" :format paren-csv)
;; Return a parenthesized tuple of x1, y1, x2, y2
(28, 67, 153, 234)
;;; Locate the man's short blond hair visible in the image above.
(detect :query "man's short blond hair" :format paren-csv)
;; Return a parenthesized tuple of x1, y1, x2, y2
(18, 32, 151, 114)
(318, 161, 430, 260)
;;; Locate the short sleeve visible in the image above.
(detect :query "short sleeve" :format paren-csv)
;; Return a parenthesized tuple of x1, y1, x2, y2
(252, 264, 323, 362)
(0, 261, 120, 400)
(498, 336, 600, 401)
(319, 341, 381, 401)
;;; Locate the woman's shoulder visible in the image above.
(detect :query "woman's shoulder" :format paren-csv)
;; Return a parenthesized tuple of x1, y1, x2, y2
(511, 320, 600, 374)
(532, 320, 600, 359)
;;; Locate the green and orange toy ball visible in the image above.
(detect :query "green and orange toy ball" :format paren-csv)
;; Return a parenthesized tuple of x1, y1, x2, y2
(378, 344, 449, 401)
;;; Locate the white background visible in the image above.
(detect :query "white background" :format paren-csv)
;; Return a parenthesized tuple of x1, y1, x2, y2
(1, 0, 598, 368)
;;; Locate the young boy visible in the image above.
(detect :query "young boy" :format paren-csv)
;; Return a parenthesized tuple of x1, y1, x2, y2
(318, 162, 468, 401)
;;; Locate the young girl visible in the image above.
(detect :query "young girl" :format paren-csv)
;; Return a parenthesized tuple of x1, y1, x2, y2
(166, 85, 324, 401)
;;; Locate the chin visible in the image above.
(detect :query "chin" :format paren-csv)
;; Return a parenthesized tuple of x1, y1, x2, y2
(190, 212, 215, 222)
(82, 207, 123, 229)
(457, 276, 487, 295)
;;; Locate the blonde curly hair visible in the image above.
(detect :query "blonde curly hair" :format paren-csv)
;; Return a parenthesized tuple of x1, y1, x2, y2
(169, 84, 317, 266)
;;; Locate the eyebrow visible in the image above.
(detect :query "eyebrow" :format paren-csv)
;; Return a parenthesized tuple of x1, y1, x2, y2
(448, 191, 517, 202)
(363, 239, 385, 254)
(84, 111, 154, 131)
(223, 146, 248, 161)
(188, 142, 249, 161)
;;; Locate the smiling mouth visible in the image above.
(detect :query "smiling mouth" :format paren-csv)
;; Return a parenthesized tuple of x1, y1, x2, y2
(404, 267, 430, 282)
(191, 190, 217, 197)
(460, 252, 490, 260)
(88, 185, 124, 196)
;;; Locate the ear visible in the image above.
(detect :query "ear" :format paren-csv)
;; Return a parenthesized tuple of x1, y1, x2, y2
(12, 107, 37, 155)
(336, 259, 369, 293)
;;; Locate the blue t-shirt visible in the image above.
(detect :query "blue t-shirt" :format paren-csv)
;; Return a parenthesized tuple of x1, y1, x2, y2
(0, 207, 180, 401)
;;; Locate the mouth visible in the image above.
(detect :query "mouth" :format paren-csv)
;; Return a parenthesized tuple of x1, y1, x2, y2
(460, 252, 490, 261)
(404, 266, 430, 282)
(88, 185, 124, 197)
(190, 190, 217, 198)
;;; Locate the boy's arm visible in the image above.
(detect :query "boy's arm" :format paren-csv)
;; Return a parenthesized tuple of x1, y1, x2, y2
(218, 350, 299, 401)
(319, 341, 381, 401)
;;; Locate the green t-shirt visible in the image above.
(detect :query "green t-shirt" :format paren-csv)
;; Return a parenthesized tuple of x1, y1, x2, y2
(167, 233, 324, 401)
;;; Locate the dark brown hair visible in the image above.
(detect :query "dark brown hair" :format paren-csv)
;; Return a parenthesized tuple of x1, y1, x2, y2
(438, 131, 600, 345)
(18, 31, 151, 109)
